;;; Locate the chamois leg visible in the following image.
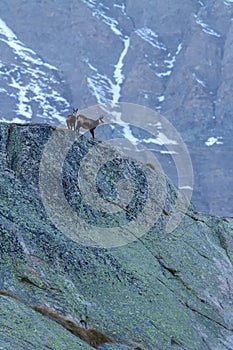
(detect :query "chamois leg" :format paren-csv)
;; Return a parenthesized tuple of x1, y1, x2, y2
(75, 121, 80, 133)
(90, 128, 95, 139)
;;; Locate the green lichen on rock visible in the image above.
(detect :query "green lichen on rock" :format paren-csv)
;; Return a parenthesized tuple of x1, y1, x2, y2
(0, 123, 233, 350)
(0, 296, 93, 350)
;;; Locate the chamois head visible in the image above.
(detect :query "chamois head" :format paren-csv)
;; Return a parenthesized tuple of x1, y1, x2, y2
(72, 108, 79, 117)
(98, 115, 104, 124)
(66, 107, 79, 130)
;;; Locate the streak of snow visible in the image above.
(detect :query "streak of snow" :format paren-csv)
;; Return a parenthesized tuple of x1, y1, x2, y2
(87, 36, 130, 104)
(98, 2, 109, 10)
(87, 62, 113, 104)
(9, 77, 32, 119)
(81, 0, 123, 37)
(156, 70, 172, 78)
(205, 137, 223, 146)
(179, 185, 193, 190)
(81, 1, 130, 103)
(194, 14, 221, 37)
(112, 37, 130, 103)
(0, 19, 57, 69)
(97, 11, 122, 36)
(160, 150, 177, 155)
(164, 57, 176, 69)
(224, 0, 233, 5)
(164, 43, 182, 69)
(143, 133, 178, 146)
(155, 42, 182, 78)
(113, 3, 127, 15)
(122, 124, 139, 146)
(192, 73, 206, 87)
(0, 18, 69, 122)
(135, 27, 167, 51)
(1, 116, 25, 123)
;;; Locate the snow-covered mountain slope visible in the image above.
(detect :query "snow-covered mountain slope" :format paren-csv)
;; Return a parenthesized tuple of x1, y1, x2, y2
(0, 0, 232, 217)
(0, 18, 69, 123)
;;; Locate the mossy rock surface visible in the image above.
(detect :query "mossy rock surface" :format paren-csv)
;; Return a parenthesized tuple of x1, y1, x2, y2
(0, 296, 93, 350)
(0, 123, 233, 350)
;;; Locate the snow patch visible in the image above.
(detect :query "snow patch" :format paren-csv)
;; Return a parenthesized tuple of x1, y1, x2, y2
(143, 133, 178, 146)
(81, 1, 130, 103)
(0, 19, 57, 70)
(164, 43, 182, 69)
(86, 36, 130, 104)
(122, 124, 139, 146)
(155, 42, 182, 78)
(192, 72, 206, 87)
(179, 185, 193, 190)
(157, 95, 165, 102)
(160, 150, 177, 155)
(156, 70, 172, 78)
(135, 27, 167, 51)
(87, 62, 113, 104)
(81, 0, 123, 37)
(194, 14, 221, 37)
(112, 37, 130, 104)
(205, 137, 223, 146)
(9, 77, 32, 119)
(113, 3, 127, 15)
(224, 0, 233, 5)
(0, 18, 69, 123)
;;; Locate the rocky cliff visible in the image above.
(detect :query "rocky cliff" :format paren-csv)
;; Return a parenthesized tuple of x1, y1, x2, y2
(0, 122, 233, 350)
(0, 0, 232, 217)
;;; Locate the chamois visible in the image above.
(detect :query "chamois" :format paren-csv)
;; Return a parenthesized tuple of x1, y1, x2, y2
(66, 108, 79, 130)
(146, 162, 158, 172)
(76, 114, 104, 139)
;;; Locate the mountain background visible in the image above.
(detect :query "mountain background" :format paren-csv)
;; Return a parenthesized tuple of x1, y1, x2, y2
(0, 0, 232, 216)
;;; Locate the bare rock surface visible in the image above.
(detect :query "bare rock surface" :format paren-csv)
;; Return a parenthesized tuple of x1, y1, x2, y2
(0, 123, 233, 349)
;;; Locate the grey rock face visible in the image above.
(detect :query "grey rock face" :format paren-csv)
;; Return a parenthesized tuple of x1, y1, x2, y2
(0, 123, 233, 349)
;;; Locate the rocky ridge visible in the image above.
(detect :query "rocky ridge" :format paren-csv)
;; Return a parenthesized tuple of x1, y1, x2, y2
(0, 122, 233, 349)
(0, 0, 232, 216)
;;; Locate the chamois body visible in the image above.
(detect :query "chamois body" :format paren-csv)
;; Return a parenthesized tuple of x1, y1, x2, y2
(66, 108, 79, 130)
(146, 162, 158, 172)
(76, 115, 104, 139)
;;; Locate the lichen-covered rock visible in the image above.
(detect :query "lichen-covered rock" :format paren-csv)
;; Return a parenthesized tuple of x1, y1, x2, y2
(0, 123, 232, 350)
(0, 296, 93, 350)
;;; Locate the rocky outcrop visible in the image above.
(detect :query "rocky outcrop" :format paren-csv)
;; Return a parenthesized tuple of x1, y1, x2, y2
(0, 123, 233, 349)
(0, 0, 232, 217)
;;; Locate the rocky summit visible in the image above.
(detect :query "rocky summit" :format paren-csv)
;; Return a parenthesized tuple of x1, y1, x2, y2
(0, 122, 233, 350)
